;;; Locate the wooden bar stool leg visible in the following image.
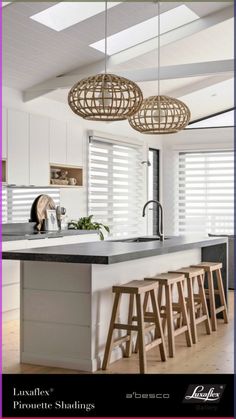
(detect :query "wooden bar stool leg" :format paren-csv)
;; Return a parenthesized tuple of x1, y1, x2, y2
(134, 291, 149, 354)
(207, 271, 217, 331)
(125, 294, 135, 357)
(165, 284, 175, 357)
(177, 281, 192, 347)
(136, 293, 147, 374)
(186, 277, 198, 344)
(197, 274, 212, 335)
(102, 292, 121, 370)
(199, 274, 211, 333)
(150, 289, 167, 361)
(216, 269, 229, 323)
(158, 284, 166, 334)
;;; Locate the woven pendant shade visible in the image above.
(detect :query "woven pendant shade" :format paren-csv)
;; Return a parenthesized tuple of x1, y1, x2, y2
(68, 73, 143, 121)
(128, 95, 191, 134)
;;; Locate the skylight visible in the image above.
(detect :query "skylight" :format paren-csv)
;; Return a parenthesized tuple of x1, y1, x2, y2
(30, 2, 121, 32)
(90, 5, 199, 56)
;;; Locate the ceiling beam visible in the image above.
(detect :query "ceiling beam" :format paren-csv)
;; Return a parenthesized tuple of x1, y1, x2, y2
(23, 59, 233, 100)
(121, 60, 234, 82)
(23, 5, 233, 102)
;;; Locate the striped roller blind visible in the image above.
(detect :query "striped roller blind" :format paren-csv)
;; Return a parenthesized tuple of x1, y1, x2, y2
(1, 187, 8, 224)
(178, 151, 234, 235)
(89, 136, 144, 238)
(2, 186, 60, 223)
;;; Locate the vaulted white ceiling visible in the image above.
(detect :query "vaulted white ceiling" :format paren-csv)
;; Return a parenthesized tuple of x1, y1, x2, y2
(2, 1, 234, 120)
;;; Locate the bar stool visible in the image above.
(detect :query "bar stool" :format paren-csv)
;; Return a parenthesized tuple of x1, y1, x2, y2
(170, 267, 212, 344)
(144, 273, 192, 357)
(191, 262, 229, 331)
(102, 280, 167, 374)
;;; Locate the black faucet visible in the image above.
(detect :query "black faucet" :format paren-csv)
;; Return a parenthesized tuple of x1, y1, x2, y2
(142, 200, 164, 241)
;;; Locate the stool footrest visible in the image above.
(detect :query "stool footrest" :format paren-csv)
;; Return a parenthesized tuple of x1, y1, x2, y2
(113, 323, 139, 332)
(161, 311, 181, 320)
(174, 325, 188, 336)
(113, 335, 130, 346)
(145, 337, 163, 352)
(215, 306, 226, 314)
(205, 289, 221, 296)
(195, 315, 208, 325)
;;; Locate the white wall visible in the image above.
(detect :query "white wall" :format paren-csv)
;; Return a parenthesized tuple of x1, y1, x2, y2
(161, 127, 234, 235)
(5, 87, 232, 237)
(3, 87, 162, 229)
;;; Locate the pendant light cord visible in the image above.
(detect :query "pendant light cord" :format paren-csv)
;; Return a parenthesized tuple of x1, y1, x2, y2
(157, 0, 160, 97)
(105, 1, 108, 74)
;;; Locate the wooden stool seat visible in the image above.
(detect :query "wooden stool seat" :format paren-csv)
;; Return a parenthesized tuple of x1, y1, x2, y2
(102, 280, 167, 374)
(113, 280, 158, 294)
(144, 272, 192, 357)
(191, 261, 228, 331)
(170, 267, 212, 344)
(150, 272, 185, 285)
(172, 267, 205, 277)
(193, 262, 222, 272)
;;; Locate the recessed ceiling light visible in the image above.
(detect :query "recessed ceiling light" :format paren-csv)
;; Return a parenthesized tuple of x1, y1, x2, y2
(90, 5, 199, 56)
(30, 2, 121, 32)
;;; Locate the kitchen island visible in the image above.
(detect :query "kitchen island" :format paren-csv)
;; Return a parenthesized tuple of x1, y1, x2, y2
(2, 235, 228, 372)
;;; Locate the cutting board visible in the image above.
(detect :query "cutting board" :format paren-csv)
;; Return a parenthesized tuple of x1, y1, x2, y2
(31, 194, 56, 231)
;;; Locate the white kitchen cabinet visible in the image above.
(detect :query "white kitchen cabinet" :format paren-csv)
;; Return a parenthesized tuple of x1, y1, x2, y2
(49, 119, 67, 165)
(67, 122, 83, 166)
(2, 107, 7, 159)
(7, 109, 29, 185)
(2, 240, 28, 320)
(29, 114, 50, 186)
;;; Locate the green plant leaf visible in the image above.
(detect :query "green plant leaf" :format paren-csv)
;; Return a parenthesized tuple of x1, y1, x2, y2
(99, 230, 104, 240)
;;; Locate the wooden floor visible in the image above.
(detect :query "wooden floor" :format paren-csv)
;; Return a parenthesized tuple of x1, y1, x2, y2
(2, 291, 234, 374)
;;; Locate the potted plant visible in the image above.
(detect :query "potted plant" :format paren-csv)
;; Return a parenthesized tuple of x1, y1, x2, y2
(68, 215, 110, 240)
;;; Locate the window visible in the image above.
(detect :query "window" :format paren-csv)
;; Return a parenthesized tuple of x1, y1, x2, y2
(178, 151, 234, 235)
(148, 149, 160, 235)
(88, 136, 144, 238)
(2, 186, 60, 223)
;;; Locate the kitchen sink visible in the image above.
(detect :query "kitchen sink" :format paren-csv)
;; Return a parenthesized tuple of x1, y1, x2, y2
(111, 236, 170, 243)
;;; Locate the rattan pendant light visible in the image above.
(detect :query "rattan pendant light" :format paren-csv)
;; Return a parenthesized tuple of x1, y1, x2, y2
(68, 2, 143, 121)
(128, 1, 191, 134)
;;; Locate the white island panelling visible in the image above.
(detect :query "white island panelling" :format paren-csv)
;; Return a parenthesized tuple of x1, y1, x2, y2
(2, 233, 98, 321)
(2, 240, 28, 321)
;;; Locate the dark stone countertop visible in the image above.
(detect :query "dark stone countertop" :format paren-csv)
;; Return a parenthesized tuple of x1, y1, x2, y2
(2, 235, 227, 265)
(2, 229, 98, 242)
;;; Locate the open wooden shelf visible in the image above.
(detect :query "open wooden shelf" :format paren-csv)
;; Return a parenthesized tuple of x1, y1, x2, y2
(50, 163, 83, 187)
(2, 160, 7, 183)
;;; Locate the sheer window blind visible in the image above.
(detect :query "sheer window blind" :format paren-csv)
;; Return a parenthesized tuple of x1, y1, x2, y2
(2, 187, 60, 223)
(89, 136, 144, 238)
(1, 187, 8, 224)
(178, 151, 234, 234)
